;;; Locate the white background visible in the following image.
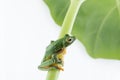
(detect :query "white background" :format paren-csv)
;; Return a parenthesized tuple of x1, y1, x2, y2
(1, 0, 120, 80)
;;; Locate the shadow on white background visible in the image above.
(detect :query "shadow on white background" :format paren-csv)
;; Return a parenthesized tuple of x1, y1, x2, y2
(1, 0, 120, 80)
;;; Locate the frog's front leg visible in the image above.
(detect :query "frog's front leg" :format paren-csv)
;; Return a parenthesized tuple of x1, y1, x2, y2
(52, 54, 64, 71)
(52, 54, 62, 63)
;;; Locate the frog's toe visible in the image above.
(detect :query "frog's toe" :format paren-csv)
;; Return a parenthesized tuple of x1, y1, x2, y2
(57, 67, 64, 71)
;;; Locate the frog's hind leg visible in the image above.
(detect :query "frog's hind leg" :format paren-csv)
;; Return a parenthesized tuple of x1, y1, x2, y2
(38, 66, 50, 71)
(38, 66, 58, 71)
(38, 59, 55, 71)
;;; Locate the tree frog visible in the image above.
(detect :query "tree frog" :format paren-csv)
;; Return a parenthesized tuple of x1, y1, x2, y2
(38, 34, 76, 71)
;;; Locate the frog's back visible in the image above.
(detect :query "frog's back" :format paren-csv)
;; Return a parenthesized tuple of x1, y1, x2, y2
(43, 39, 63, 60)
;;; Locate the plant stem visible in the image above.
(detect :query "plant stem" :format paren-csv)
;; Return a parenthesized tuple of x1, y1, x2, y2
(46, 69, 60, 80)
(59, 0, 84, 38)
(46, 0, 84, 80)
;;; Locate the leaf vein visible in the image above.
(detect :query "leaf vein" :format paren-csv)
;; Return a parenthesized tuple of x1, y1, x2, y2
(93, 6, 116, 55)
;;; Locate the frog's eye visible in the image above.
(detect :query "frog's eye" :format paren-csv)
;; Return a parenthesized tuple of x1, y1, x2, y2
(66, 37, 73, 43)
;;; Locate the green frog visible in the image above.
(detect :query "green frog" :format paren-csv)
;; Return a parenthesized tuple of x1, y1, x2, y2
(38, 34, 76, 71)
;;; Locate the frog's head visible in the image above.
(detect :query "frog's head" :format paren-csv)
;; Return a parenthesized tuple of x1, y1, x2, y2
(63, 34, 76, 47)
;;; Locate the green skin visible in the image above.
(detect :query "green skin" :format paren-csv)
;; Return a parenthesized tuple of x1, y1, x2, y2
(38, 34, 76, 71)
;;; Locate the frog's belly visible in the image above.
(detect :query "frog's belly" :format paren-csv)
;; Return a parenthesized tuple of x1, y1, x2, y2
(57, 48, 66, 61)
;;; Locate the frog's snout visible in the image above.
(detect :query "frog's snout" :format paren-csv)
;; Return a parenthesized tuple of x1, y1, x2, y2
(71, 36, 76, 42)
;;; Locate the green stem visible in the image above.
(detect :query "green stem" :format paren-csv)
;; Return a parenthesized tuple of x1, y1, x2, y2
(46, 69, 60, 80)
(59, 0, 84, 38)
(46, 0, 84, 80)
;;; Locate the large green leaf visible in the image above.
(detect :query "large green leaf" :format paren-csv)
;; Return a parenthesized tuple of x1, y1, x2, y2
(44, 0, 120, 60)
